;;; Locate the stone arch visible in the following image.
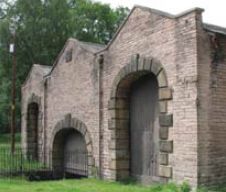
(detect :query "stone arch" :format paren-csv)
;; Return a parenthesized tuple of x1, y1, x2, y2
(50, 114, 94, 177)
(26, 94, 42, 160)
(108, 55, 173, 182)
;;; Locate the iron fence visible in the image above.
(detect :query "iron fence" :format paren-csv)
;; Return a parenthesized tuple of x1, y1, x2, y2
(0, 148, 88, 180)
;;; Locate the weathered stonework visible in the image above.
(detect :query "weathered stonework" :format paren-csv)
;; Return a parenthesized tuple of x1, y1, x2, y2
(21, 5, 226, 187)
(159, 114, 173, 127)
(107, 55, 173, 181)
(159, 153, 169, 165)
(159, 140, 173, 153)
(159, 165, 172, 178)
(49, 115, 95, 174)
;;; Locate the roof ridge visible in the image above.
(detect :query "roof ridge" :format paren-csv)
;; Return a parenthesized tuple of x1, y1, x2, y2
(45, 38, 104, 77)
(203, 23, 226, 35)
(80, 40, 105, 47)
(33, 64, 52, 68)
(22, 64, 52, 87)
(134, 5, 204, 19)
(95, 5, 204, 54)
(68, 38, 105, 47)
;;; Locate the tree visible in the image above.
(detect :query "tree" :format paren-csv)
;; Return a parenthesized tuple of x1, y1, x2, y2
(0, 0, 129, 132)
(69, 0, 129, 43)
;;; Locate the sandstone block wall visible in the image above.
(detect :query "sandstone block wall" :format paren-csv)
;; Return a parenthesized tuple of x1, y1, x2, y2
(197, 23, 226, 186)
(21, 65, 51, 160)
(44, 40, 101, 172)
(100, 7, 202, 186)
(21, 5, 226, 188)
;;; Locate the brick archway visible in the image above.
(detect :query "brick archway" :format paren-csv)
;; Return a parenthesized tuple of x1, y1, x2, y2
(108, 55, 173, 181)
(49, 114, 94, 177)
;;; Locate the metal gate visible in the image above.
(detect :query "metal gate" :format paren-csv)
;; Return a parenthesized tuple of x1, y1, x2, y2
(51, 129, 89, 178)
(63, 131, 88, 177)
(63, 150, 88, 177)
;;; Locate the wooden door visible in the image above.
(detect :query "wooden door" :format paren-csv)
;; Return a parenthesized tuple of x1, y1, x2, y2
(130, 74, 159, 182)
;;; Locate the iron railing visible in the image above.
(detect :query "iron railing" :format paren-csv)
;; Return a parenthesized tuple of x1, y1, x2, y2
(0, 148, 88, 180)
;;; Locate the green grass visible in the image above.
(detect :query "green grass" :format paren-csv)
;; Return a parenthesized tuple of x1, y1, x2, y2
(1, 178, 224, 192)
(0, 152, 46, 171)
(0, 133, 225, 192)
(0, 178, 193, 192)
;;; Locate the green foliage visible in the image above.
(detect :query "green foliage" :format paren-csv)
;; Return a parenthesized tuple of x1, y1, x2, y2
(0, 133, 21, 145)
(0, 149, 46, 172)
(179, 182, 191, 192)
(0, 0, 129, 132)
(0, 133, 45, 173)
(69, 0, 129, 44)
(0, 133, 21, 151)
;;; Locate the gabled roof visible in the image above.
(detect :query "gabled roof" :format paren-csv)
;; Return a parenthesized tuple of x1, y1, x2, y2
(203, 23, 226, 35)
(35, 64, 52, 75)
(95, 5, 204, 54)
(79, 40, 105, 53)
(24, 5, 226, 84)
(45, 38, 105, 77)
(22, 64, 52, 87)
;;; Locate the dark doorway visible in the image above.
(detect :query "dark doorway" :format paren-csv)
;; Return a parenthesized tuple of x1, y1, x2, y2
(129, 74, 159, 182)
(27, 103, 39, 160)
(52, 129, 88, 178)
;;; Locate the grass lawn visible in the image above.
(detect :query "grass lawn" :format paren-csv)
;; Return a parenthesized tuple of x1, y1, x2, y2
(0, 178, 195, 192)
(0, 133, 225, 192)
(0, 178, 224, 192)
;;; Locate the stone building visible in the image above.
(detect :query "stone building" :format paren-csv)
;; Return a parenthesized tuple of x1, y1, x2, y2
(21, 5, 226, 187)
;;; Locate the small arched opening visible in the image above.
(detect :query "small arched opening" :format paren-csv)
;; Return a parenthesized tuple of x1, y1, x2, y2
(27, 102, 39, 160)
(52, 128, 88, 178)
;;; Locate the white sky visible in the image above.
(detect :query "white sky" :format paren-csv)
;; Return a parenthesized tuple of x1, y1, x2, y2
(95, 0, 226, 27)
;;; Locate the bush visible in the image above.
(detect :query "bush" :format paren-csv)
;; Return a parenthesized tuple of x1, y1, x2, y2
(179, 182, 191, 192)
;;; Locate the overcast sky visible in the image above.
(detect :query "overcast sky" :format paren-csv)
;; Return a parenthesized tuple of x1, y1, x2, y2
(95, 0, 226, 27)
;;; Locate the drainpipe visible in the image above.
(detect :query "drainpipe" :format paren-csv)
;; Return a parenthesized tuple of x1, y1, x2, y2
(43, 78, 48, 165)
(98, 54, 104, 179)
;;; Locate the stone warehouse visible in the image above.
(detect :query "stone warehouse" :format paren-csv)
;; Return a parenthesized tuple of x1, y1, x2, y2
(21, 5, 226, 187)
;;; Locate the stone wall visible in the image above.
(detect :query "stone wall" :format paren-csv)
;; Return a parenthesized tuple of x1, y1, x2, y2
(44, 39, 100, 173)
(21, 65, 51, 160)
(21, 5, 226, 188)
(99, 7, 203, 187)
(197, 24, 226, 185)
(106, 55, 173, 183)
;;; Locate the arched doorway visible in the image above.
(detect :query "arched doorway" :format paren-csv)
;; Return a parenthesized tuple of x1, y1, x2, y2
(108, 55, 173, 183)
(130, 74, 159, 181)
(27, 102, 39, 160)
(52, 128, 88, 178)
